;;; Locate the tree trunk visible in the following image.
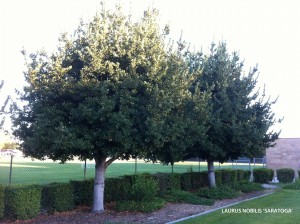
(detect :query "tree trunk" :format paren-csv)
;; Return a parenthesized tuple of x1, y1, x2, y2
(92, 157, 106, 213)
(207, 160, 216, 188)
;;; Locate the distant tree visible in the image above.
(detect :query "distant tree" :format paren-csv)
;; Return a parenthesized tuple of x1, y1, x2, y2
(1, 141, 18, 150)
(0, 80, 9, 129)
(187, 42, 280, 187)
(12, 5, 192, 212)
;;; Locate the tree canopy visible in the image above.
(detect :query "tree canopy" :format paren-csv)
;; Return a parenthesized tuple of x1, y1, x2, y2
(12, 5, 203, 212)
(12, 4, 280, 211)
(186, 42, 280, 187)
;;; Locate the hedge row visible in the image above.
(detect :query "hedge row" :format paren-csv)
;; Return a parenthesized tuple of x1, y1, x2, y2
(0, 169, 251, 221)
(252, 168, 297, 184)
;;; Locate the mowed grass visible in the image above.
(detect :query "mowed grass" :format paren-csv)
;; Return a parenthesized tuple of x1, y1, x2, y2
(179, 189, 300, 224)
(0, 159, 256, 185)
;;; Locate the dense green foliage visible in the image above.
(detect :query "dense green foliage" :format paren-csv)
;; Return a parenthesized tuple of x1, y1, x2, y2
(11, 3, 280, 211)
(164, 190, 214, 205)
(70, 179, 94, 206)
(0, 185, 4, 219)
(128, 174, 159, 202)
(276, 168, 295, 183)
(4, 185, 41, 220)
(283, 180, 300, 190)
(12, 4, 206, 212)
(180, 172, 193, 191)
(115, 197, 165, 213)
(42, 183, 74, 213)
(186, 43, 280, 187)
(188, 43, 280, 162)
(105, 177, 131, 202)
(1, 171, 268, 221)
(221, 169, 238, 184)
(227, 181, 263, 193)
(253, 168, 273, 183)
(197, 185, 241, 200)
(237, 169, 250, 181)
(152, 173, 181, 195)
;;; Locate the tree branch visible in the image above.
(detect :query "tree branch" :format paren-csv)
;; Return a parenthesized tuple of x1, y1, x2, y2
(105, 156, 116, 169)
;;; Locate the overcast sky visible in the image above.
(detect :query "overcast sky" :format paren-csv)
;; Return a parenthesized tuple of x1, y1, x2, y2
(1, 0, 299, 138)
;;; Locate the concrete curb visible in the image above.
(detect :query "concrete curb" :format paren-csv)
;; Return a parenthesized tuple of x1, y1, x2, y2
(166, 191, 274, 224)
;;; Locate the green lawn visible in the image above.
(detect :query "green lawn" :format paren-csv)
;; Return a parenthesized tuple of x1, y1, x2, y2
(0, 159, 255, 185)
(179, 189, 300, 224)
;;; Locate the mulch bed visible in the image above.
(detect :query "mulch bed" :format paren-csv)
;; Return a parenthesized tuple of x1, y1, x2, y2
(1, 190, 273, 224)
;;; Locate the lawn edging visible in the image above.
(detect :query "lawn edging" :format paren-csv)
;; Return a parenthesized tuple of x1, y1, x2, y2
(166, 191, 275, 224)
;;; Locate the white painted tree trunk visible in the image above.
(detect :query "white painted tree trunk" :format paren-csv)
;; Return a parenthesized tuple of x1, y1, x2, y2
(92, 157, 106, 213)
(207, 160, 216, 188)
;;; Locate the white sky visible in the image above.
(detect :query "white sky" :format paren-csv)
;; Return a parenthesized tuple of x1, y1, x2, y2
(0, 0, 299, 138)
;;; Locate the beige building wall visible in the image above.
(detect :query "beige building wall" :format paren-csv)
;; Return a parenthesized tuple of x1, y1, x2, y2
(266, 138, 300, 178)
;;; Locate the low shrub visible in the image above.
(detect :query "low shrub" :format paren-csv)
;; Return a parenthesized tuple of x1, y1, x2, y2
(253, 168, 273, 183)
(236, 170, 250, 181)
(191, 172, 202, 190)
(283, 180, 300, 190)
(244, 170, 251, 181)
(42, 182, 74, 214)
(221, 169, 237, 184)
(277, 168, 295, 183)
(191, 172, 209, 189)
(228, 181, 263, 193)
(152, 173, 169, 195)
(127, 174, 158, 202)
(164, 190, 214, 205)
(70, 179, 93, 206)
(4, 185, 41, 220)
(169, 173, 181, 191)
(105, 177, 131, 202)
(152, 173, 181, 196)
(116, 198, 165, 213)
(181, 172, 192, 191)
(197, 185, 240, 200)
(214, 170, 222, 186)
(0, 185, 4, 219)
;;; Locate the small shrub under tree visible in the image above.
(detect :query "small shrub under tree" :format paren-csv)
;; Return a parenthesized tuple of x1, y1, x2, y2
(253, 168, 273, 183)
(4, 185, 41, 220)
(277, 168, 295, 183)
(221, 169, 237, 184)
(227, 181, 263, 193)
(42, 182, 74, 213)
(164, 190, 214, 205)
(181, 172, 192, 191)
(197, 185, 240, 200)
(70, 179, 94, 206)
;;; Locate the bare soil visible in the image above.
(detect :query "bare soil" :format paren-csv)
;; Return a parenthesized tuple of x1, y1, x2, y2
(1, 190, 273, 224)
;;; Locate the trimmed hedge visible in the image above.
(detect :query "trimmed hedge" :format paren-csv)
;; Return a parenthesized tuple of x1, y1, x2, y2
(4, 185, 41, 220)
(105, 177, 131, 202)
(181, 172, 192, 191)
(70, 179, 94, 206)
(42, 182, 74, 213)
(236, 170, 250, 181)
(221, 169, 237, 184)
(129, 174, 158, 202)
(169, 173, 182, 191)
(253, 168, 273, 183)
(0, 185, 4, 219)
(277, 168, 295, 183)
(215, 171, 222, 186)
(191, 172, 202, 190)
(153, 173, 181, 196)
